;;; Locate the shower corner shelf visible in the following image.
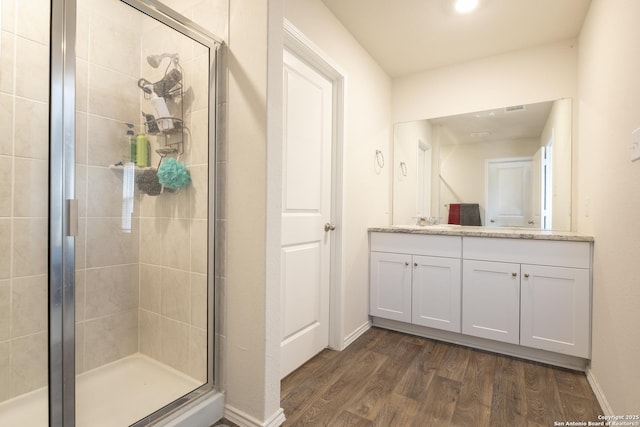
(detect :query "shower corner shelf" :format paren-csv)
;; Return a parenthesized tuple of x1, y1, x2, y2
(143, 117, 184, 136)
(109, 164, 155, 171)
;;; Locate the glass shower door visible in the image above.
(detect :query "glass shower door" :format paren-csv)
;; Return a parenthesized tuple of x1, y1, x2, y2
(73, 0, 217, 425)
(0, 0, 219, 425)
(0, 0, 52, 424)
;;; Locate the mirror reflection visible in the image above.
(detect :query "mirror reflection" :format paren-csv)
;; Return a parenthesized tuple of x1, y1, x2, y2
(393, 99, 572, 230)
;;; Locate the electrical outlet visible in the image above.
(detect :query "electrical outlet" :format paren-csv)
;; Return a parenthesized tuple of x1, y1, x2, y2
(632, 128, 640, 162)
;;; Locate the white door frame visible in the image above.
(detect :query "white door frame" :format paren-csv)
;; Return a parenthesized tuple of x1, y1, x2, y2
(283, 20, 345, 351)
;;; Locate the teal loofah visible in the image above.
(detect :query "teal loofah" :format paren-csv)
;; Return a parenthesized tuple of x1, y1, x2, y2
(157, 157, 191, 189)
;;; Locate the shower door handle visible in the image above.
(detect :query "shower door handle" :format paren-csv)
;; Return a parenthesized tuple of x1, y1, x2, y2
(67, 199, 78, 237)
(324, 223, 336, 232)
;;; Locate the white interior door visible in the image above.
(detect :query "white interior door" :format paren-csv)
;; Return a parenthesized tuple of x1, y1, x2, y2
(486, 158, 533, 227)
(280, 49, 333, 379)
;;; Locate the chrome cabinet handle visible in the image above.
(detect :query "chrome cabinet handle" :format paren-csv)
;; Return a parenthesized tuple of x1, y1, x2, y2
(524, 273, 530, 278)
(324, 223, 336, 232)
(511, 272, 517, 277)
(404, 262, 409, 266)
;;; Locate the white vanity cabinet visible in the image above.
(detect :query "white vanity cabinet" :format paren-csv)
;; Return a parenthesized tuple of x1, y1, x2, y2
(369, 229, 593, 369)
(463, 237, 592, 358)
(369, 233, 462, 332)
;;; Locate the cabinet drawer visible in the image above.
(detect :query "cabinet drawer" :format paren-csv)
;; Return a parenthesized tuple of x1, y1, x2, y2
(463, 237, 591, 268)
(370, 232, 461, 258)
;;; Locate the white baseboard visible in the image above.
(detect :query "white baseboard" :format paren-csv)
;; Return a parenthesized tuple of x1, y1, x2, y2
(586, 367, 613, 416)
(341, 320, 371, 350)
(225, 405, 286, 427)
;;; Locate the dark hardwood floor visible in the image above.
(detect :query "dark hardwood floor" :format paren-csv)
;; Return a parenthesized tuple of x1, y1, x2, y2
(280, 327, 602, 427)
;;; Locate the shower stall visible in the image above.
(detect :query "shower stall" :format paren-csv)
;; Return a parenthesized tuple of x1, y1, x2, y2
(0, 0, 225, 425)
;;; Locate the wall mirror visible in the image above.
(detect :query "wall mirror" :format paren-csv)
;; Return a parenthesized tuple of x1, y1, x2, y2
(392, 99, 572, 230)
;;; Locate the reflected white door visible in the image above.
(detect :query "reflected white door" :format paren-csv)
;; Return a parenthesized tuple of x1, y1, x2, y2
(486, 159, 532, 227)
(281, 49, 333, 379)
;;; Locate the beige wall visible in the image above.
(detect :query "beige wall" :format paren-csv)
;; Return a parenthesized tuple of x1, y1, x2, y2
(392, 39, 579, 124)
(577, 0, 640, 414)
(224, 0, 283, 423)
(284, 0, 392, 345)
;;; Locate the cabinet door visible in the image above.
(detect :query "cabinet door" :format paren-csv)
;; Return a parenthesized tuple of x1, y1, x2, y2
(520, 265, 590, 358)
(412, 256, 461, 332)
(462, 260, 520, 344)
(370, 252, 412, 322)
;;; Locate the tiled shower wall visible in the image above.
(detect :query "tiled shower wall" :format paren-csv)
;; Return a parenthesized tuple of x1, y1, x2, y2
(0, 0, 51, 401)
(74, 0, 143, 375)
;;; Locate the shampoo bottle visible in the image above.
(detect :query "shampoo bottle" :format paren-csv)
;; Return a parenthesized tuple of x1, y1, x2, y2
(136, 133, 149, 167)
(145, 84, 173, 131)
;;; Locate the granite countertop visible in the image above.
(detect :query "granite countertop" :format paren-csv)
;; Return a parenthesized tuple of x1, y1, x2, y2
(368, 225, 594, 242)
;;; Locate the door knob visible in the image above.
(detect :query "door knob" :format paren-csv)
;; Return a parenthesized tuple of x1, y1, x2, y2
(324, 223, 336, 232)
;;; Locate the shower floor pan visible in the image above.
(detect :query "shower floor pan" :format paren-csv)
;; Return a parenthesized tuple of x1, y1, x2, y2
(0, 353, 201, 426)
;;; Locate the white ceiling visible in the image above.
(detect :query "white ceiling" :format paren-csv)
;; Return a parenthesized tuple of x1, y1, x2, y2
(321, 0, 592, 77)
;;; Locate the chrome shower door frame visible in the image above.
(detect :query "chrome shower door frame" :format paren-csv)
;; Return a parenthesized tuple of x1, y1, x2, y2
(49, 0, 223, 425)
(49, 0, 77, 425)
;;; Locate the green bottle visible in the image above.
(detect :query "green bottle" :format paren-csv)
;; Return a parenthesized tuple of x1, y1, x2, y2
(136, 133, 149, 167)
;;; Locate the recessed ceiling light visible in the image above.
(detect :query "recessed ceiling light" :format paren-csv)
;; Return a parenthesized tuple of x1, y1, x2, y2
(454, 0, 478, 14)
